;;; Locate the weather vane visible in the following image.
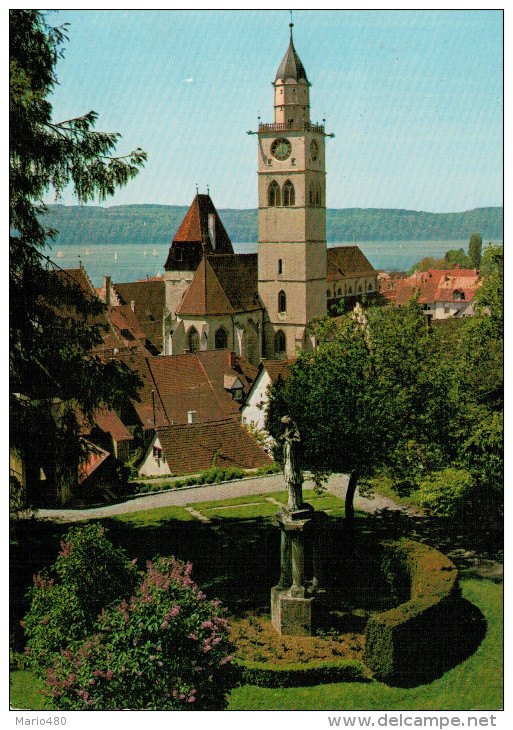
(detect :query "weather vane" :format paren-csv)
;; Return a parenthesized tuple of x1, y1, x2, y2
(195, 182, 198, 194)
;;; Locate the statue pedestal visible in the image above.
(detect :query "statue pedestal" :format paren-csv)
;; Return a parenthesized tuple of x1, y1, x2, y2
(271, 508, 327, 636)
(271, 586, 315, 636)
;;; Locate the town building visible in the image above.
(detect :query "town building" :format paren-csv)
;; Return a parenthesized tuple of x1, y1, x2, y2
(381, 265, 482, 322)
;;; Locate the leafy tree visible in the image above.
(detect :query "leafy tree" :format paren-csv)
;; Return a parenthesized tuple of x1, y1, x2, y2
(468, 232, 483, 270)
(266, 301, 451, 518)
(435, 248, 472, 270)
(10, 10, 146, 502)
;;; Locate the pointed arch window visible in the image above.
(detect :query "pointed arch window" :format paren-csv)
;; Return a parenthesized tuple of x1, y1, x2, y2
(274, 329, 286, 354)
(215, 327, 228, 350)
(309, 183, 315, 207)
(188, 326, 200, 353)
(268, 180, 281, 207)
(282, 180, 295, 207)
(278, 290, 287, 314)
(315, 183, 322, 207)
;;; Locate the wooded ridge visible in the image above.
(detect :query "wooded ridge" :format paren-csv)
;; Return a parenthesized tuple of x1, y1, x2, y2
(41, 204, 503, 245)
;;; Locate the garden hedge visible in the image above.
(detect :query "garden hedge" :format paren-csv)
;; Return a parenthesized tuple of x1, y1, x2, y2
(234, 658, 368, 687)
(363, 538, 460, 683)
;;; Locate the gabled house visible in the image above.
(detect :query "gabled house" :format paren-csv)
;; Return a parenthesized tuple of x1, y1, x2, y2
(241, 359, 293, 436)
(139, 418, 272, 477)
(382, 265, 482, 321)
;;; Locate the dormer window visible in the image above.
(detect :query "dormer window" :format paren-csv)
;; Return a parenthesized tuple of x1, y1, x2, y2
(454, 290, 465, 301)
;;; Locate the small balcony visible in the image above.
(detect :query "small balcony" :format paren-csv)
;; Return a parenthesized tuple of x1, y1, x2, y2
(258, 121, 325, 134)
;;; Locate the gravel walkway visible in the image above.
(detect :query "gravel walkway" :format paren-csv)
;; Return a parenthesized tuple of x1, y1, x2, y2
(24, 472, 424, 523)
(20, 472, 502, 582)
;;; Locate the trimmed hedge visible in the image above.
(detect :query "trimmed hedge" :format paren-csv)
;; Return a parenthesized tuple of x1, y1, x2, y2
(364, 539, 460, 683)
(234, 658, 368, 687)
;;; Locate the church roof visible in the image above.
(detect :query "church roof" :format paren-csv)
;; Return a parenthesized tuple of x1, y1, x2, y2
(275, 27, 308, 83)
(164, 194, 234, 272)
(176, 254, 262, 316)
(326, 246, 377, 280)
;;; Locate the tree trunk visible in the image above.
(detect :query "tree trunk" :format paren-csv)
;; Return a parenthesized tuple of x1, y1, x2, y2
(345, 469, 359, 521)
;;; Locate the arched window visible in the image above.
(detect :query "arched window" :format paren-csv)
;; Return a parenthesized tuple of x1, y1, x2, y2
(188, 326, 200, 353)
(309, 183, 315, 206)
(348, 286, 352, 294)
(278, 258, 283, 275)
(274, 329, 286, 353)
(368, 282, 373, 291)
(327, 289, 331, 298)
(215, 327, 228, 350)
(282, 180, 295, 207)
(268, 180, 281, 207)
(315, 183, 322, 207)
(337, 287, 342, 296)
(278, 290, 287, 313)
(358, 285, 363, 294)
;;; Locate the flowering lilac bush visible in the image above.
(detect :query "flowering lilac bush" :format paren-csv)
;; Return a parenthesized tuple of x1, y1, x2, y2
(24, 524, 140, 670)
(42, 556, 237, 710)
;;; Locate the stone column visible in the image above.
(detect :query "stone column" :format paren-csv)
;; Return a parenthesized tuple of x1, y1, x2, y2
(289, 531, 305, 597)
(277, 528, 292, 589)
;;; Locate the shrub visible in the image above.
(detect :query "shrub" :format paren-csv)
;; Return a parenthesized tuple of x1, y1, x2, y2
(42, 556, 237, 710)
(413, 468, 475, 517)
(24, 524, 140, 671)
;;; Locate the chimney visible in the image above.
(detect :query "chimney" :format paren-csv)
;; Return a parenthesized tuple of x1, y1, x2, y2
(187, 410, 196, 424)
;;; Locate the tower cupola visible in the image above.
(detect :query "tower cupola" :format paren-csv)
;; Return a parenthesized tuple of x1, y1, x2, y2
(273, 23, 310, 127)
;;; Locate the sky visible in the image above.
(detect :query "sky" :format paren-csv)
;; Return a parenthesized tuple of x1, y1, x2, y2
(42, 8, 503, 213)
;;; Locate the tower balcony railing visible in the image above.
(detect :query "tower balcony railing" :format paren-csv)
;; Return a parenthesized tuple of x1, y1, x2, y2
(258, 121, 325, 134)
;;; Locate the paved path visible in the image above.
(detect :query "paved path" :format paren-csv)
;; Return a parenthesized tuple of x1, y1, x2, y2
(21, 472, 501, 582)
(24, 472, 423, 523)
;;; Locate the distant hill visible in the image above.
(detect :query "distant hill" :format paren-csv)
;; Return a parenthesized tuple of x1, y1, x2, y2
(40, 204, 503, 246)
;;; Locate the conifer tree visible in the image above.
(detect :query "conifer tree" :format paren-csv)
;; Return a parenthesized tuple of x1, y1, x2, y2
(10, 10, 147, 503)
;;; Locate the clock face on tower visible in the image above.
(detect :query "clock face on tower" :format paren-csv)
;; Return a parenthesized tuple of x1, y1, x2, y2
(310, 139, 318, 161)
(271, 137, 292, 161)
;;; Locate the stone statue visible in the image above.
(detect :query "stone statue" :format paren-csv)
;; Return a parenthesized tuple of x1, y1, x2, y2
(280, 416, 303, 512)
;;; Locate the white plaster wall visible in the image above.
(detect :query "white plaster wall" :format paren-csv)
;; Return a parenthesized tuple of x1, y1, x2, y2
(139, 436, 171, 477)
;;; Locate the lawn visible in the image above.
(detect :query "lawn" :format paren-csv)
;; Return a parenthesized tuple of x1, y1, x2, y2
(10, 488, 502, 711)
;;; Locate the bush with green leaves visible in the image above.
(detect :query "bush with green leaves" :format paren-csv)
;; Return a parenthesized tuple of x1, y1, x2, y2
(23, 524, 140, 671)
(413, 468, 475, 517)
(42, 556, 237, 710)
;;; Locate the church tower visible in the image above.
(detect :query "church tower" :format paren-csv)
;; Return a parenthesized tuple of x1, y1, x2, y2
(256, 22, 330, 359)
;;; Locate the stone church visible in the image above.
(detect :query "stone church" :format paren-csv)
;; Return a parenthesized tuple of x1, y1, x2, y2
(162, 25, 377, 365)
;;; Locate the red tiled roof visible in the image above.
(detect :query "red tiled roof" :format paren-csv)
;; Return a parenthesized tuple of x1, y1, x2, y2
(94, 407, 133, 442)
(113, 280, 165, 351)
(177, 254, 262, 316)
(385, 267, 481, 307)
(112, 351, 168, 429)
(327, 246, 377, 281)
(164, 194, 234, 272)
(156, 418, 272, 475)
(78, 441, 110, 484)
(145, 350, 258, 425)
(262, 359, 293, 383)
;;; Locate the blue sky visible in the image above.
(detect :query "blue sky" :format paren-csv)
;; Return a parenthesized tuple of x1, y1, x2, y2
(45, 8, 503, 213)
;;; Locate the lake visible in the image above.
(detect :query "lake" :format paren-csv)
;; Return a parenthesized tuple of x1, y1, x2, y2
(49, 239, 494, 288)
